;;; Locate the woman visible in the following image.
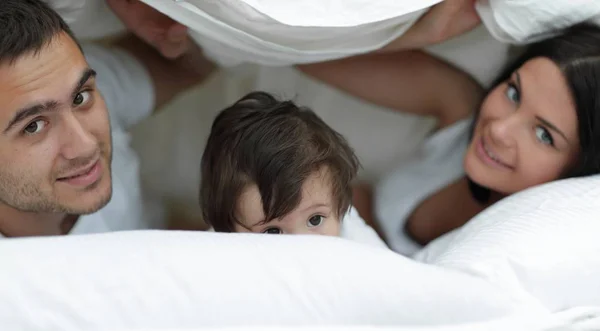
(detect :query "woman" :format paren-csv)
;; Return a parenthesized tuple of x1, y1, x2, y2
(298, 23, 600, 255)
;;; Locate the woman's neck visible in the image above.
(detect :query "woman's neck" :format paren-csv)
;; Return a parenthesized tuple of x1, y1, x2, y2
(466, 176, 505, 207)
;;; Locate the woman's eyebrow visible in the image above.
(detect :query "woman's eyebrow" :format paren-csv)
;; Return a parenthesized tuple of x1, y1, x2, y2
(536, 116, 570, 144)
(516, 70, 571, 145)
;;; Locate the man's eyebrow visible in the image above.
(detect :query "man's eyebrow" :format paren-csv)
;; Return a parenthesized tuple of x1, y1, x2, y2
(3, 68, 97, 134)
(71, 68, 97, 100)
(3, 101, 59, 134)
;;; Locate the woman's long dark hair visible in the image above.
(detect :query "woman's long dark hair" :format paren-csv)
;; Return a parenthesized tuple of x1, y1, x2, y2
(469, 23, 600, 203)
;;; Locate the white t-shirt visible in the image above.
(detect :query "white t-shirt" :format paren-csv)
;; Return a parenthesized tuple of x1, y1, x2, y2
(0, 43, 163, 239)
(374, 119, 471, 256)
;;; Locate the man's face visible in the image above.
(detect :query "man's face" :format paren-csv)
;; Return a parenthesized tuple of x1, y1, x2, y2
(0, 32, 113, 214)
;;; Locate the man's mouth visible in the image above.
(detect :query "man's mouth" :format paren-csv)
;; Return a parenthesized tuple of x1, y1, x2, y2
(58, 161, 96, 179)
(57, 159, 102, 187)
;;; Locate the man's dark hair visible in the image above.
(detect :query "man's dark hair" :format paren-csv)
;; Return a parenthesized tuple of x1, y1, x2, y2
(0, 0, 79, 65)
(200, 92, 360, 232)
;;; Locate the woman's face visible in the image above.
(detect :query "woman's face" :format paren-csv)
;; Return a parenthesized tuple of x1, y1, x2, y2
(464, 57, 580, 194)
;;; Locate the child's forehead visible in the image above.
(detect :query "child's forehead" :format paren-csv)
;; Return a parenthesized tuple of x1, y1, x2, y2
(301, 168, 335, 199)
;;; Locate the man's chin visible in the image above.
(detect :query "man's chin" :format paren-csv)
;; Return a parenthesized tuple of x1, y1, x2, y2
(63, 184, 113, 215)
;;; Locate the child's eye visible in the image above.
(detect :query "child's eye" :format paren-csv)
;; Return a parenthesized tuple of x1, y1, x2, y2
(263, 227, 282, 234)
(307, 215, 324, 227)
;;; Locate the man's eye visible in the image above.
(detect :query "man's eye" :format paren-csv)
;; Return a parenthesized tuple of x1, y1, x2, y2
(23, 120, 47, 135)
(263, 227, 282, 234)
(73, 91, 92, 106)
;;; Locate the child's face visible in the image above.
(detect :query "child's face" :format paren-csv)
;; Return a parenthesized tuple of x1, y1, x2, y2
(233, 168, 341, 236)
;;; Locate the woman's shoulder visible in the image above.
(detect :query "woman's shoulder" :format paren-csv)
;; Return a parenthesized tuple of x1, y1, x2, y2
(423, 117, 473, 154)
(373, 118, 472, 255)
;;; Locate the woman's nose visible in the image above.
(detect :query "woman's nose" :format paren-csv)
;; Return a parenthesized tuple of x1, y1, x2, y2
(489, 114, 518, 148)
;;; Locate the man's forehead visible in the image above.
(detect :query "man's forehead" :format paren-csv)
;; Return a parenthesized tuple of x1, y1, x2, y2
(0, 33, 88, 118)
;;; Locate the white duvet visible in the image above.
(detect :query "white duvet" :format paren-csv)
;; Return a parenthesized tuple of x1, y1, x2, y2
(139, 0, 436, 66)
(3, 176, 600, 330)
(141, 0, 600, 66)
(0, 231, 528, 329)
(24, 1, 600, 330)
(50, 0, 600, 66)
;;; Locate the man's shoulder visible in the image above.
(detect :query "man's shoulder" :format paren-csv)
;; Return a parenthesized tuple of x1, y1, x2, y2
(81, 42, 155, 130)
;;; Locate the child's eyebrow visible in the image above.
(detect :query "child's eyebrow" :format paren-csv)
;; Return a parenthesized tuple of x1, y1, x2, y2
(251, 219, 270, 228)
(236, 220, 257, 231)
(251, 220, 271, 227)
(299, 203, 331, 214)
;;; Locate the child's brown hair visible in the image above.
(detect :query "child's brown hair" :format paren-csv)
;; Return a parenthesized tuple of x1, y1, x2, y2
(200, 92, 360, 232)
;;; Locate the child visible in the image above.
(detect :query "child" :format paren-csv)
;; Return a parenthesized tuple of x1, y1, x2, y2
(200, 92, 386, 248)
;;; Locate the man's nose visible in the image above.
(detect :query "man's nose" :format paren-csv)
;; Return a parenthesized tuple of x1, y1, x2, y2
(59, 113, 97, 160)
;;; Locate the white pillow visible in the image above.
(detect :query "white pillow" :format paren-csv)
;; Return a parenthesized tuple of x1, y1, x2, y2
(476, 0, 600, 44)
(415, 175, 600, 312)
(46, 309, 600, 331)
(109, 307, 600, 331)
(139, 0, 439, 66)
(0, 230, 537, 330)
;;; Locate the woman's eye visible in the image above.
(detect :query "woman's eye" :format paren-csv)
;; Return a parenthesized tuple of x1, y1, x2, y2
(23, 120, 47, 135)
(73, 90, 92, 107)
(505, 83, 520, 104)
(307, 215, 324, 227)
(535, 126, 554, 146)
(263, 227, 282, 234)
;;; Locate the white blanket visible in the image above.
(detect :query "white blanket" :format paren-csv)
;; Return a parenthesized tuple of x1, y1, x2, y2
(139, 0, 437, 66)
(139, 0, 600, 66)
(476, 0, 600, 44)
(0, 231, 532, 330)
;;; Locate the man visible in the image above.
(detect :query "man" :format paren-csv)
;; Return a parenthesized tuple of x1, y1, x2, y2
(0, 0, 214, 237)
